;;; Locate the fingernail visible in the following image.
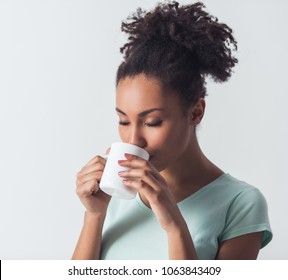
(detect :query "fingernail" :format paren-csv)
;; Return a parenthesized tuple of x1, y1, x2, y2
(118, 160, 125, 164)
(124, 153, 132, 158)
(118, 171, 124, 176)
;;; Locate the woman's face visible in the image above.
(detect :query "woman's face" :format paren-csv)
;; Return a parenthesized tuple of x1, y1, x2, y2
(116, 74, 195, 171)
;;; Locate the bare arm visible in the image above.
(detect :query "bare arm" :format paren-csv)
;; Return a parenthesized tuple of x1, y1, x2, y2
(72, 155, 111, 260)
(72, 211, 106, 260)
(216, 232, 263, 260)
(167, 221, 198, 259)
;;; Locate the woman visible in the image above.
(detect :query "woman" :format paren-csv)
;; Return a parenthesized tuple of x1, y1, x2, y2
(72, 1, 272, 260)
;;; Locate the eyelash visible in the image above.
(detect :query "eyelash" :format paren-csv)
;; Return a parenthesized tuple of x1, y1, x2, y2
(118, 121, 163, 127)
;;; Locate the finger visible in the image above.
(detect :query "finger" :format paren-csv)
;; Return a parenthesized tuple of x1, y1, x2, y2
(77, 171, 103, 185)
(105, 147, 111, 156)
(122, 178, 157, 200)
(119, 159, 164, 183)
(124, 153, 143, 160)
(76, 179, 100, 198)
(120, 168, 161, 192)
(86, 155, 106, 166)
(78, 162, 105, 178)
(119, 157, 149, 169)
(121, 154, 155, 170)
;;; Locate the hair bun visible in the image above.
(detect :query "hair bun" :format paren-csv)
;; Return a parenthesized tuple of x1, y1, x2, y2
(120, 1, 238, 82)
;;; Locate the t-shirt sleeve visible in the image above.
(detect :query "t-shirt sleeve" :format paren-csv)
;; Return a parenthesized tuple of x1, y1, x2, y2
(219, 187, 272, 248)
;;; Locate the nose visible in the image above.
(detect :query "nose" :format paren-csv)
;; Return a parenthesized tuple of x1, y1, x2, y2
(127, 124, 147, 148)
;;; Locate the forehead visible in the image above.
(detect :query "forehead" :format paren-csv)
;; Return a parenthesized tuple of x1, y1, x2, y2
(116, 74, 179, 112)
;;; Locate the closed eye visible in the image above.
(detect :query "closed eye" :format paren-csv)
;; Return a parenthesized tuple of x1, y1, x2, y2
(119, 121, 163, 127)
(144, 120, 163, 127)
(119, 121, 130, 126)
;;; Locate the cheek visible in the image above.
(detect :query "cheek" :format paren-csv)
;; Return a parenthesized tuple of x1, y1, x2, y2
(148, 125, 190, 171)
(167, 120, 189, 139)
(151, 123, 190, 151)
(118, 126, 127, 142)
(156, 125, 192, 162)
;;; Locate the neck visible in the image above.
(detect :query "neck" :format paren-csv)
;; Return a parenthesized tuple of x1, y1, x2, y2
(160, 135, 223, 202)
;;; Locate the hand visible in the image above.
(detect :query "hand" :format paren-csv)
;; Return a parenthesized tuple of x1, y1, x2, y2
(76, 152, 111, 215)
(118, 154, 186, 233)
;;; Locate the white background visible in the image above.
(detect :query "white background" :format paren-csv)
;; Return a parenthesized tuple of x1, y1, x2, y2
(0, 0, 287, 259)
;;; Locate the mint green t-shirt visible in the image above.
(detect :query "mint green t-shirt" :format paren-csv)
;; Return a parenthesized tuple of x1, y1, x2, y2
(100, 173, 272, 259)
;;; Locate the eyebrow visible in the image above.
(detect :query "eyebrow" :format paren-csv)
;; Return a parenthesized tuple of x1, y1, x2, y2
(115, 107, 164, 117)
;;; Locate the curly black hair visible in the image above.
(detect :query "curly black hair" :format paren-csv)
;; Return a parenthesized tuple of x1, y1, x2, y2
(116, 1, 238, 109)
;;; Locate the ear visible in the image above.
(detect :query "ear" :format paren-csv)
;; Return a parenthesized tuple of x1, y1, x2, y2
(189, 98, 206, 125)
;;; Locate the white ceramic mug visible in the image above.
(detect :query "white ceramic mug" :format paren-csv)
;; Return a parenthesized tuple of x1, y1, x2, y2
(99, 142, 150, 199)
